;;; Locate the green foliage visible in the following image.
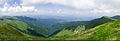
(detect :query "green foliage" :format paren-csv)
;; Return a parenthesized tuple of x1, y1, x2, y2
(55, 25, 85, 36)
(111, 15, 120, 20)
(1, 15, 120, 40)
(85, 20, 120, 40)
(0, 16, 48, 37)
(51, 19, 120, 40)
(85, 16, 115, 29)
(0, 24, 24, 36)
(75, 25, 85, 32)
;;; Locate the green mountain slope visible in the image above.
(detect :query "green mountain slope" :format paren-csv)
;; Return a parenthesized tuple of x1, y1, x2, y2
(85, 16, 115, 29)
(0, 24, 24, 37)
(54, 16, 115, 37)
(0, 17, 47, 40)
(111, 15, 120, 20)
(50, 21, 88, 36)
(0, 24, 26, 40)
(52, 21, 88, 30)
(9, 16, 89, 37)
(0, 16, 47, 37)
(55, 25, 85, 36)
(0, 24, 46, 40)
(51, 19, 120, 40)
(0, 16, 48, 37)
(0, 15, 120, 40)
(14, 16, 65, 36)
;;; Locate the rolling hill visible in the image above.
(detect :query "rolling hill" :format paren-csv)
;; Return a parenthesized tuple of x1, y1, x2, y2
(111, 15, 120, 20)
(14, 16, 66, 36)
(54, 16, 116, 36)
(0, 23, 45, 40)
(85, 16, 115, 29)
(51, 19, 120, 40)
(0, 15, 120, 40)
(0, 16, 48, 37)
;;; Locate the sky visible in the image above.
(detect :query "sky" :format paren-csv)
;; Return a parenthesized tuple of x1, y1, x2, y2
(0, 0, 120, 21)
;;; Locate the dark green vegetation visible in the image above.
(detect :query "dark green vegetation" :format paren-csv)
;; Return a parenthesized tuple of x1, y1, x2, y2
(85, 16, 115, 29)
(0, 20, 45, 40)
(111, 15, 120, 19)
(0, 15, 120, 40)
(0, 16, 47, 37)
(51, 19, 120, 40)
(54, 16, 116, 36)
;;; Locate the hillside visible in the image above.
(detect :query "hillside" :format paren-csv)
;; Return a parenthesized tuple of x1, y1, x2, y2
(0, 16, 48, 40)
(85, 16, 115, 29)
(50, 21, 88, 36)
(0, 15, 120, 40)
(111, 15, 120, 20)
(14, 16, 65, 36)
(0, 24, 25, 40)
(52, 21, 88, 30)
(0, 16, 65, 37)
(55, 25, 85, 36)
(53, 16, 115, 36)
(0, 24, 46, 40)
(51, 19, 120, 40)
(12, 16, 89, 37)
(0, 24, 28, 40)
(0, 16, 48, 37)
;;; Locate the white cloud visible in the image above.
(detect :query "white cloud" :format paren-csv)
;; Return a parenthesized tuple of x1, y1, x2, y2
(89, 0, 120, 14)
(0, 0, 120, 17)
(94, 0, 120, 9)
(0, 0, 7, 5)
(21, 0, 95, 9)
(21, 0, 120, 11)
(1, 0, 120, 13)
(0, 3, 38, 13)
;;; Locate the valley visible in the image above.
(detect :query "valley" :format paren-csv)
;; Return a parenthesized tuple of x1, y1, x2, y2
(0, 15, 120, 40)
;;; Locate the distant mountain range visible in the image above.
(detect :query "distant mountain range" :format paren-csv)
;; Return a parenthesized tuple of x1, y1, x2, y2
(0, 15, 120, 40)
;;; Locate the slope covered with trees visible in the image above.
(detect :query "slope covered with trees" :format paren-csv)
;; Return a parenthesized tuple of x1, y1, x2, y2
(0, 16, 47, 37)
(0, 22, 45, 40)
(0, 15, 120, 40)
(54, 16, 116, 36)
(51, 19, 120, 40)
(85, 16, 115, 29)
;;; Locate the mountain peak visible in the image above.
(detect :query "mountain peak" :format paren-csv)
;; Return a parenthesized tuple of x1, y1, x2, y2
(101, 16, 115, 20)
(102, 16, 109, 18)
(113, 15, 120, 17)
(111, 15, 120, 19)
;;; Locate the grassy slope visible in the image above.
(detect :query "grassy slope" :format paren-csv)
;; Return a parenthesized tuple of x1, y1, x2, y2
(0, 19, 31, 34)
(54, 16, 115, 37)
(51, 19, 120, 40)
(85, 16, 115, 29)
(111, 15, 120, 20)
(0, 24, 24, 37)
(82, 19, 120, 40)
(0, 24, 46, 40)
(55, 25, 85, 36)
(0, 24, 25, 40)
(0, 18, 47, 40)
(1, 16, 120, 40)
(0, 16, 48, 37)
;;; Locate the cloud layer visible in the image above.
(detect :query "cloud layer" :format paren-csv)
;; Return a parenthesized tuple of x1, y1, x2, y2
(21, 0, 95, 9)
(20, 0, 120, 14)
(1, 0, 120, 13)
(0, 3, 37, 13)
(0, 0, 120, 18)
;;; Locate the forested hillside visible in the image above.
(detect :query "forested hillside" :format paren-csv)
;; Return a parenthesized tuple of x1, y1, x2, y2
(0, 15, 120, 40)
(51, 19, 120, 40)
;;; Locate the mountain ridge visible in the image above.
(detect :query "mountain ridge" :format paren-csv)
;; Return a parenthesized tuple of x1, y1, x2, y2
(0, 15, 120, 40)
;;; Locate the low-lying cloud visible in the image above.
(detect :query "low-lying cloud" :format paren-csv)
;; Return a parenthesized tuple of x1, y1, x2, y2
(0, 0, 120, 20)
